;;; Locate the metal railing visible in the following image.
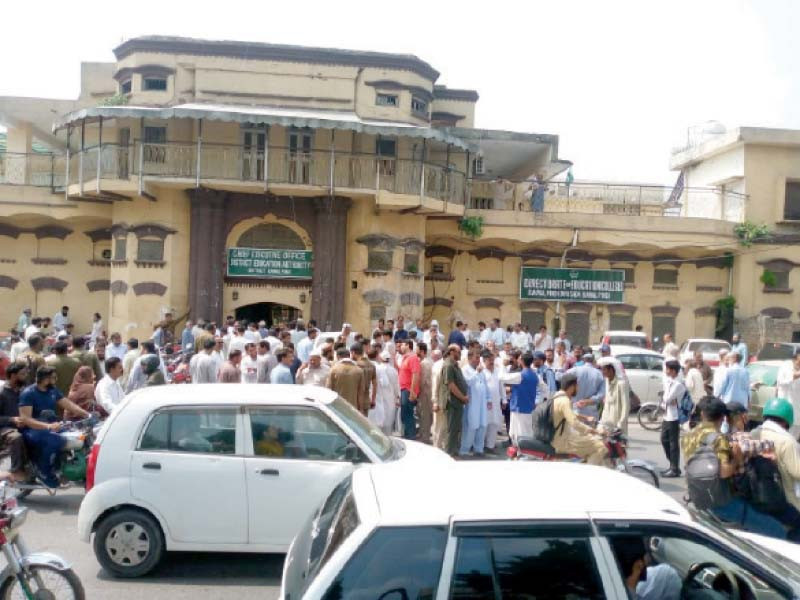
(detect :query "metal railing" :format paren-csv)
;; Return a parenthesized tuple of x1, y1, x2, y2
(468, 180, 747, 222)
(55, 141, 468, 204)
(0, 152, 65, 188)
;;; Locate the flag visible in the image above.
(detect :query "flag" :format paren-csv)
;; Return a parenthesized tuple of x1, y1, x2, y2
(565, 168, 574, 186)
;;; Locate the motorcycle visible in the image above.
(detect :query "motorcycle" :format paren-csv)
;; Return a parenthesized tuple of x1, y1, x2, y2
(506, 428, 660, 488)
(165, 352, 192, 384)
(0, 481, 85, 598)
(10, 413, 100, 499)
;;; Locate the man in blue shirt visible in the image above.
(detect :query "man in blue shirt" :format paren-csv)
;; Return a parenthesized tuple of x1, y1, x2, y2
(18, 366, 90, 488)
(506, 353, 539, 443)
(393, 316, 409, 342)
(447, 321, 467, 349)
(718, 351, 751, 407)
(181, 321, 195, 353)
(568, 354, 605, 422)
(533, 351, 557, 400)
(270, 349, 295, 384)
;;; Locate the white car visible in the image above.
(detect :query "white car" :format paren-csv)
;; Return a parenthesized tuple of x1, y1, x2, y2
(679, 338, 731, 368)
(592, 345, 664, 407)
(77, 384, 450, 577)
(600, 330, 650, 349)
(281, 461, 800, 599)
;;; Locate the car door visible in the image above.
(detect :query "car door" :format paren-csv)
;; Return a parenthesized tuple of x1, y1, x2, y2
(641, 354, 665, 403)
(243, 406, 356, 549)
(440, 520, 620, 598)
(616, 354, 650, 404)
(130, 406, 247, 545)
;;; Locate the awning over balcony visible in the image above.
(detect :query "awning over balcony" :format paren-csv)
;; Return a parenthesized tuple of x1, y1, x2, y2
(52, 103, 475, 151)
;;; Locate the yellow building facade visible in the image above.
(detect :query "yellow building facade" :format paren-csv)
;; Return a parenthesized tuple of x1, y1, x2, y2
(0, 36, 776, 348)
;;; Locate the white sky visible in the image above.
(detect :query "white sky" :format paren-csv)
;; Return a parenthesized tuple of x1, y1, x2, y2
(1, 0, 798, 183)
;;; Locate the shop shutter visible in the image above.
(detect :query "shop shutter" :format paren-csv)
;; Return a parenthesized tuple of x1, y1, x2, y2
(609, 313, 633, 331)
(652, 315, 676, 351)
(521, 311, 545, 332)
(567, 312, 590, 347)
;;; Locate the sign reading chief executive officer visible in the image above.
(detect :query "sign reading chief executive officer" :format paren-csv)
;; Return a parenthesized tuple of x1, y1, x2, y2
(227, 247, 313, 279)
(520, 267, 624, 303)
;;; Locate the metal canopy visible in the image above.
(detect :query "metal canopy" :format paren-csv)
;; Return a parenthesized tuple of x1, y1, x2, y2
(52, 103, 475, 151)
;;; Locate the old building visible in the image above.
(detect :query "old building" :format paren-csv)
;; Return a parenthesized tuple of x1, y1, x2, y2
(0, 36, 759, 346)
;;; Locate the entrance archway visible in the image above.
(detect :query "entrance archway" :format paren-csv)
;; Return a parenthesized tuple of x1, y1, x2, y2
(235, 302, 301, 328)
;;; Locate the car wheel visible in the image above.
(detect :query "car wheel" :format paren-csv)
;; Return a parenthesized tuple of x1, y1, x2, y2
(94, 508, 164, 578)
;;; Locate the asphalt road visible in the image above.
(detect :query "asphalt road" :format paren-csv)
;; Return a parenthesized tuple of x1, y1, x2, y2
(13, 420, 685, 599)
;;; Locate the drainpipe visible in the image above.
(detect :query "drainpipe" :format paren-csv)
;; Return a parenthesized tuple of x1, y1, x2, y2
(553, 228, 579, 333)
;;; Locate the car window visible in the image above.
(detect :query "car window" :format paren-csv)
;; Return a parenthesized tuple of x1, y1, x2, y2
(642, 355, 664, 371)
(609, 335, 647, 348)
(602, 523, 795, 600)
(748, 363, 779, 386)
(326, 396, 393, 461)
(687, 341, 730, 353)
(449, 526, 605, 599)
(138, 409, 237, 454)
(322, 526, 447, 600)
(758, 344, 796, 361)
(249, 407, 350, 460)
(617, 354, 644, 370)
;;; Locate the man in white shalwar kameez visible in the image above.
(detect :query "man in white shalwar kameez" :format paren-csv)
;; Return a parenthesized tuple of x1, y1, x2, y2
(374, 350, 400, 435)
(482, 350, 506, 452)
(459, 351, 490, 456)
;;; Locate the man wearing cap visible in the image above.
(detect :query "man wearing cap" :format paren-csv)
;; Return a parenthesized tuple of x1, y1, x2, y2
(551, 372, 607, 465)
(341, 323, 356, 347)
(777, 351, 800, 435)
(374, 350, 400, 434)
(731, 333, 748, 366)
(296, 350, 330, 387)
(683, 397, 787, 539)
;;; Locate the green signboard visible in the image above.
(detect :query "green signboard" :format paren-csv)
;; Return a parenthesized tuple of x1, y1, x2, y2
(519, 267, 625, 303)
(227, 247, 313, 279)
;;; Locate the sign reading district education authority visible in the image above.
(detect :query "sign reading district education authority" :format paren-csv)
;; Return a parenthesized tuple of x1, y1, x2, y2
(519, 267, 625, 303)
(227, 247, 313, 279)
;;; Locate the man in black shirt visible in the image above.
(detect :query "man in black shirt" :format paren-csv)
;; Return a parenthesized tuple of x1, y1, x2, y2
(0, 363, 28, 481)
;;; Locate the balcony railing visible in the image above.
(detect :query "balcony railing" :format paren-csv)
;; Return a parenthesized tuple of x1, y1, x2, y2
(60, 141, 467, 205)
(0, 152, 66, 188)
(468, 180, 747, 223)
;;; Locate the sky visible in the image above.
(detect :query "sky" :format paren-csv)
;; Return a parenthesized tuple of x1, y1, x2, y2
(1, 0, 798, 184)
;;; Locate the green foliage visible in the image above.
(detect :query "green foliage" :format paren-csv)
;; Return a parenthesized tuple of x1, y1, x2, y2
(760, 269, 778, 288)
(100, 93, 129, 107)
(406, 263, 418, 274)
(458, 215, 484, 240)
(722, 252, 734, 268)
(733, 221, 769, 247)
(714, 295, 736, 339)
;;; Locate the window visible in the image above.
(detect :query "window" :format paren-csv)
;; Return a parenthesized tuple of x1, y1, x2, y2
(431, 261, 450, 275)
(249, 408, 350, 460)
(472, 156, 485, 175)
(521, 311, 545, 332)
(367, 249, 393, 271)
(567, 312, 590, 347)
(653, 268, 678, 286)
(143, 126, 167, 163)
(137, 238, 164, 262)
(375, 138, 396, 157)
(369, 304, 386, 321)
(120, 79, 132, 94)
(617, 354, 645, 371)
(784, 181, 800, 220)
(763, 268, 790, 291)
(609, 313, 633, 331)
(403, 250, 419, 273)
(616, 266, 635, 284)
(114, 237, 127, 261)
(237, 223, 305, 250)
(652, 316, 676, 351)
(143, 77, 167, 91)
(411, 96, 428, 115)
(375, 93, 398, 107)
(450, 526, 605, 599)
(642, 355, 664, 371)
(322, 526, 447, 600)
(468, 197, 494, 209)
(138, 409, 237, 454)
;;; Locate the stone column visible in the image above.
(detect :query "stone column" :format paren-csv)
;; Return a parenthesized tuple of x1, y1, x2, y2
(188, 188, 227, 324)
(311, 196, 351, 331)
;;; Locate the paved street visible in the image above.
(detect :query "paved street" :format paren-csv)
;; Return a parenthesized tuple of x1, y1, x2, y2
(13, 420, 685, 599)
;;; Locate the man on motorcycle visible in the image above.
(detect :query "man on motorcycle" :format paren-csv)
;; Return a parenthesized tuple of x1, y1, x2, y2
(0, 364, 29, 481)
(18, 366, 91, 489)
(551, 372, 608, 466)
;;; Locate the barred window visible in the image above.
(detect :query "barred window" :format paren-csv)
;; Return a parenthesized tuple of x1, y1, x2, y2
(367, 250, 393, 272)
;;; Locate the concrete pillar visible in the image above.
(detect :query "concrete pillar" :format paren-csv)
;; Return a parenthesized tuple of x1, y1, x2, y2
(5, 124, 33, 184)
(311, 197, 351, 331)
(188, 188, 227, 323)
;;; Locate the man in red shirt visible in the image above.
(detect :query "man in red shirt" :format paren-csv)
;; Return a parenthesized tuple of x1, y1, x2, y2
(397, 340, 420, 439)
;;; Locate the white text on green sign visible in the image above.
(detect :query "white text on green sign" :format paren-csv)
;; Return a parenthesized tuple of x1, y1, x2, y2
(519, 267, 624, 303)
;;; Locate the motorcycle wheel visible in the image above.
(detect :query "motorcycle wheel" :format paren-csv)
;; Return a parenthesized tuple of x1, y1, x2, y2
(626, 464, 660, 488)
(0, 565, 85, 600)
(637, 404, 665, 431)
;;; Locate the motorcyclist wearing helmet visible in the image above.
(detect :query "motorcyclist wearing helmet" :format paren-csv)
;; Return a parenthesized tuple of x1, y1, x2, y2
(752, 398, 800, 520)
(142, 354, 166, 387)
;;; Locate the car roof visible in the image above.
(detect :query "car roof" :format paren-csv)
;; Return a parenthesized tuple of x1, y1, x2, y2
(607, 345, 662, 357)
(683, 338, 730, 344)
(749, 360, 788, 367)
(604, 331, 646, 336)
(123, 384, 338, 409)
(361, 462, 687, 525)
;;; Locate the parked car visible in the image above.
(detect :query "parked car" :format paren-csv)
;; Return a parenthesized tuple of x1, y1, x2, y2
(747, 359, 785, 424)
(281, 461, 800, 599)
(594, 345, 664, 409)
(678, 338, 731, 368)
(78, 384, 450, 577)
(756, 342, 800, 362)
(599, 330, 649, 349)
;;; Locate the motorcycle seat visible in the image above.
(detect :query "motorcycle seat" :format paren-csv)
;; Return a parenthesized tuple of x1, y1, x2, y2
(517, 437, 556, 456)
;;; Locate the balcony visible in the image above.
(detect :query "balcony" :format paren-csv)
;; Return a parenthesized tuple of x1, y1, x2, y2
(0, 152, 66, 189)
(61, 142, 467, 210)
(468, 180, 747, 223)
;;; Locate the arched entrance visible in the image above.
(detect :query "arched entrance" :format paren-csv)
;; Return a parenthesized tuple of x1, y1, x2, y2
(235, 302, 301, 328)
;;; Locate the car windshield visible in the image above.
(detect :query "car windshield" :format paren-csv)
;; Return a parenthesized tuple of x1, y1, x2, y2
(692, 509, 800, 587)
(608, 335, 646, 348)
(687, 340, 730, 353)
(327, 396, 394, 461)
(747, 363, 779, 386)
(757, 343, 797, 361)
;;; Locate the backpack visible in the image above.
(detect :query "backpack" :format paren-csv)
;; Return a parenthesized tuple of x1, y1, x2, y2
(686, 433, 732, 510)
(678, 389, 694, 425)
(532, 396, 566, 444)
(743, 456, 788, 515)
